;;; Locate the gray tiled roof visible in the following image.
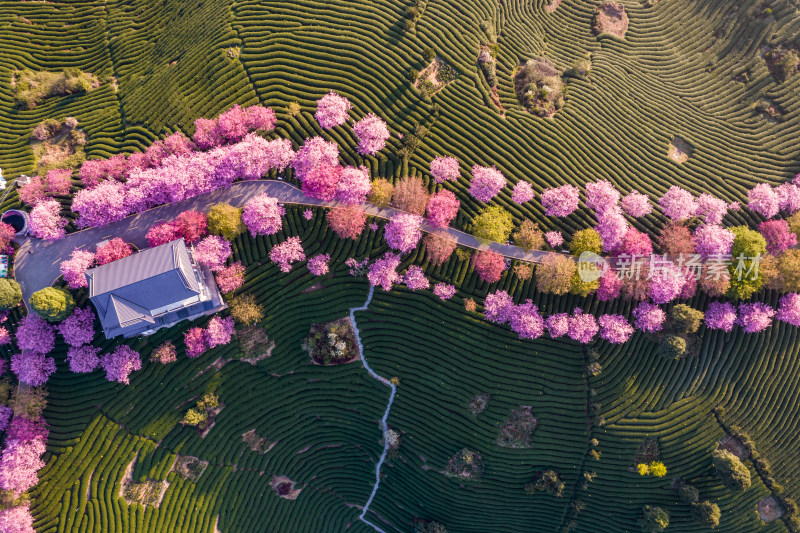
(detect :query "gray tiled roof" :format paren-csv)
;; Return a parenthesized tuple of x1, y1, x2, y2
(86, 239, 202, 337)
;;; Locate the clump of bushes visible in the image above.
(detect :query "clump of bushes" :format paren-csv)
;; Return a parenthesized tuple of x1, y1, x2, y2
(712, 448, 751, 491)
(182, 393, 220, 431)
(123, 480, 165, 507)
(302, 318, 359, 364)
(29, 287, 75, 322)
(637, 461, 667, 477)
(765, 46, 800, 83)
(414, 521, 448, 533)
(524, 470, 564, 497)
(468, 393, 490, 415)
(513, 58, 565, 117)
(13, 68, 99, 109)
(497, 406, 537, 448)
(242, 429, 272, 454)
(403, 0, 428, 32)
(639, 505, 669, 532)
(445, 448, 484, 480)
(228, 294, 264, 326)
(0, 279, 22, 309)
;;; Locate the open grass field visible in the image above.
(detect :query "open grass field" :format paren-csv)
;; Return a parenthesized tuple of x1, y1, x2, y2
(1, 0, 800, 531)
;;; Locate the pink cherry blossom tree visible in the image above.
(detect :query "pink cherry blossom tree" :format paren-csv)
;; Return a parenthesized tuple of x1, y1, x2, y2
(545, 231, 564, 248)
(269, 237, 306, 273)
(335, 166, 371, 205)
(100, 345, 142, 384)
(327, 206, 367, 239)
(0, 439, 46, 494)
(0, 504, 35, 533)
(425, 190, 459, 228)
(353, 113, 390, 155)
(385, 213, 423, 253)
(15, 315, 55, 354)
(307, 254, 331, 276)
(693, 224, 735, 260)
(403, 265, 429, 290)
(736, 302, 775, 333)
(215, 133, 278, 181)
(67, 345, 100, 373)
(214, 262, 246, 293)
(585, 180, 620, 215)
(315, 91, 352, 129)
(545, 313, 569, 338)
(621, 190, 652, 217)
(60, 249, 96, 289)
(483, 290, 514, 324)
(509, 301, 544, 340)
(598, 314, 634, 344)
(193, 235, 232, 271)
(776, 183, 800, 214)
(472, 250, 506, 283)
(95, 238, 133, 265)
(704, 302, 737, 332)
(596, 269, 622, 301)
(776, 293, 800, 327)
(567, 309, 599, 344)
(758, 219, 797, 255)
(541, 185, 580, 217)
(469, 166, 505, 203)
(430, 156, 460, 183)
(29, 199, 67, 240)
(511, 181, 535, 204)
(19, 169, 72, 206)
(72, 180, 128, 228)
(193, 117, 224, 150)
(216, 104, 249, 143)
(0, 328, 10, 346)
(10, 352, 56, 387)
(185, 327, 207, 358)
(300, 164, 342, 201)
(612, 227, 653, 257)
(57, 307, 95, 347)
(696, 194, 728, 225)
(433, 283, 456, 300)
(264, 138, 296, 172)
(596, 206, 629, 252)
(632, 302, 665, 332)
(205, 316, 234, 349)
(245, 105, 277, 132)
(367, 253, 402, 291)
(658, 186, 698, 221)
(748, 183, 779, 218)
(647, 263, 684, 304)
(291, 137, 339, 180)
(242, 194, 285, 236)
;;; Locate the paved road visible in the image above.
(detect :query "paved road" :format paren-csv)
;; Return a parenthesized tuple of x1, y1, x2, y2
(14, 180, 563, 304)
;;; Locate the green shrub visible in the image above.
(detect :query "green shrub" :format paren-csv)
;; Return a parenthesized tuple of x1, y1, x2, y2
(639, 505, 669, 532)
(0, 279, 22, 309)
(524, 470, 564, 497)
(29, 287, 75, 322)
(712, 449, 751, 491)
(691, 501, 721, 528)
(569, 229, 603, 257)
(659, 334, 686, 359)
(207, 203, 245, 240)
(679, 484, 699, 504)
(472, 206, 514, 243)
(671, 304, 704, 334)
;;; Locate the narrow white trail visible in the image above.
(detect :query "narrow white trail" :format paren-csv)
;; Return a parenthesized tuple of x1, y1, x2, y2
(349, 286, 397, 533)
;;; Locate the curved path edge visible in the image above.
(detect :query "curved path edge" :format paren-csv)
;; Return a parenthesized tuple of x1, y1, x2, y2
(349, 286, 396, 533)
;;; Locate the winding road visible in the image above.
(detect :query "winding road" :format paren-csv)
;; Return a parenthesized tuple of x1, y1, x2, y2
(14, 179, 562, 304)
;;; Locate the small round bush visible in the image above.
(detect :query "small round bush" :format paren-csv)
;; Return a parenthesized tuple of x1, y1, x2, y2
(29, 287, 75, 323)
(207, 203, 245, 241)
(659, 334, 686, 359)
(679, 484, 699, 504)
(0, 279, 22, 309)
(691, 501, 721, 528)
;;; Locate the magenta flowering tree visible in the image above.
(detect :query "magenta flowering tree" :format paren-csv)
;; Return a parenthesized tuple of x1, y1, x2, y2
(353, 113, 390, 155)
(269, 237, 306, 273)
(473, 250, 506, 283)
(776, 293, 800, 327)
(567, 309, 599, 344)
(776, 183, 800, 214)
(193, 117, 224, 150)
(67, 345, 100, 374)
(758, 219, 797, 255)
(612, 227, 653, 257)
(146, 221, 180, 247)
(19, 169, 73, 206)
(303, 209, 314, 221)
(95, 238, 133, 265)
(264, 138, 296, 172)
(0, 328, 10, 346)
(696, 194, 728, 225)
(585, 180, 620, 215)
(545, 231, 564, 248)
(596, 269, 622, 301)
(367, 253, 402, 291)
(245, 105, 277, 132)
(509, 301, 544, 340)
(433, 283, 456, 300)
(10, 352, 56, 387)
(596, 206, 629, 252)
(193, 235, 232, 271)
(16, 315, 55, 354)
(747, 183, 779, 218)
(598, 314, 634, 344)
(632, 301, 665, 332)
(215, 134, 277, 182)
(307, 254, 331, 276)
(60, 249, 96, 289)
(301, 164, 342, 201)
(100, 345, 142, 385)
(426, 190, 459, 228)
(658, 186, 698, 221)
(29, 199, 67, 240)
(545, 313, 569, 338)
(214, 262, 246, 294)
(0, 438, 46, 495)
(205, 316, 234, 349)
(185, 327, 207, 358)
(0, 406, 10, 432)
(385, 213, 423, 253)
(621, 190, 652, 217)
(483, 290, 514, 324)
(291, 137, 339, 180)
(242, 194, 285, 236)
(469, 165, 506, 203)
(72, 180, 128, 228)
(647, 263, 684, 304)
(511, 181, 535, 204)
(335, 166, 372, 205)
(736, 302, 775, 333)
(315, 91, 352, 129)
(57, 307, 95, 347)
(693, 224, 735, 259)
(541, 185, 580, 217)
(0, 505, 35, 533)
(705, 302, 737, 332)
(216, 104, 249, 143)
(403, 265, 429, 290)
(430, 156, 460, 183)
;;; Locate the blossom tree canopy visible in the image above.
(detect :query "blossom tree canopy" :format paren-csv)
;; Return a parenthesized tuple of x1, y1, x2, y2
(585, 180, 620, 215)
(433, 283, 456, 300)
(242, 194, 285, 236)
(327, 206, 367, 240)
(596, 269, 623, 301)
(545, 313, 569, 338)
(214, 262, 246, 294)
(612, 227, 653, 257)
(215, 134, 275, 182)
(19, 168, 72, 206)
(776, 293, 800, 327)
(146, 221, 180, 247)
(541, 185, 580, 217)
(307, 254, 331, 276)
(60, 249, 96, 289)
(598, 314, 634, 344)
(509, 301, 545, 340)
(67, 345, 100, 374)
(269, 237, 306, 273)
(264, 138, 296, 172)
(621, 190, 652, 217)
(0, 222, 15, 251)
(424, 231, 457, 266)
(57, 307, 95, 347)
(29, 199, 67, 240)
(16, 315, 55, 354)
(705, 301, 737, 332)
(647, 263, 684, 304)
(216, 104, 249, 144)
(385, 213, 423, 253)
(0, 504, 36, 533)
(658, 186, 698, 221)
(72, 180, 128, 228)
(367, 253, 402, 291)
(472, 249, 506, 283)
(430, 156, 460, 183)
(0, 439, 46, 495)
(632, 301, 666, 332)
(315, 91, 352, 129)
(291, 137, 339, 180)
(484, 290, 514, 324)
(193, 117, 224, 150)
(545, 231, 564, 248)
(185, 327, 207, 358)
(776, 183, 800, 214)
(511, 181, 535, 204)
(193, 235, 232, 271)
(205, 316, 235, 349)
(469, 165, 505, 203)
(567, 309, 599, 344)
(95, 238, 133, 265)
(696, 194, 728, 225)
(596, 206, 629, 252)
(759, 219, 797, 256)
(736, 302, 775, 333)
(301, 164, 342, 201)
(403, 265, 430, 290)
(100, 345, 142, 385)
(694, 224, 735, 260)
(244, 105, 277, 132)
(747, 183, 779, 219)
(426, 190, 460, 228)
(335, 166, 371, 205)
(353, 113, 390, 155)
(10, 352, 56, 387)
